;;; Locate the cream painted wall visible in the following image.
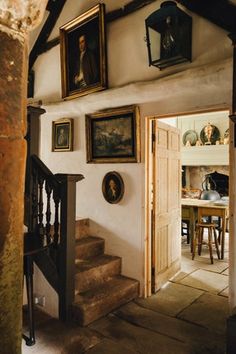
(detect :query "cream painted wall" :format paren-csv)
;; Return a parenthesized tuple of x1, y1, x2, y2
(31, 0, 232, 103)
(31, 0, 236, 317)
(40, 110, 145, 289)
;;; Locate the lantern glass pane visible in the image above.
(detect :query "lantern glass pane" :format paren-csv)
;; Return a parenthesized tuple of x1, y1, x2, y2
(149, 27, 160, 63)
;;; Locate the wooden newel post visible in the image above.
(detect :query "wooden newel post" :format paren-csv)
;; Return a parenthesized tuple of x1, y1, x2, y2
(56, 174, 84, 321)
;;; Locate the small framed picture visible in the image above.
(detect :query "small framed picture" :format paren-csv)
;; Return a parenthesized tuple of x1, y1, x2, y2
(86, 105, 140, 163)
(60, 4, 107, 99)
(52, 118, 73, 152)
(102, 171, 124, 204)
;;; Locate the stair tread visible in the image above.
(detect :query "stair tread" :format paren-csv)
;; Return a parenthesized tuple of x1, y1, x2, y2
(76, 235, 104, 246)
(75, 254, 120, 273)
(74, 275, 139, 306)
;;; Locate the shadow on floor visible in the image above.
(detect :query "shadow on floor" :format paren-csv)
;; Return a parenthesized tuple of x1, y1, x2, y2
(22, 235, 229, 354)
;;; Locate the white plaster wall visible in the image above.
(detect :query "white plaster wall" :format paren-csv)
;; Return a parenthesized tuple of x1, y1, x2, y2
(31, 0, 236, 317)
(39, 108, 145, 293)
(31, 0, 232, 103)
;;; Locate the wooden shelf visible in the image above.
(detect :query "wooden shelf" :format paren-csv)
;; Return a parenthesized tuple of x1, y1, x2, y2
(181, 144, 229, 166)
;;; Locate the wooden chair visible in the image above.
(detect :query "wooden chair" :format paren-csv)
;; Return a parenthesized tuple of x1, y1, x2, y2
(182, 220, 190, 244)
(192, 207, 221, 264)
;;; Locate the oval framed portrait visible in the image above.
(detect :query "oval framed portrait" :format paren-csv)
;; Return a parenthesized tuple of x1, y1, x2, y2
(102, 171, 124, 204)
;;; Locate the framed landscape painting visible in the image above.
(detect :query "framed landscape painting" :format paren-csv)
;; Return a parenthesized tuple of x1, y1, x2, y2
(86, 105, 140, 163)
(60, 4, 107, 99)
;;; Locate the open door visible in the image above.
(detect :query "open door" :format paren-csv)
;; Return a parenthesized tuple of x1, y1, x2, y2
(151, 119, 181, 292)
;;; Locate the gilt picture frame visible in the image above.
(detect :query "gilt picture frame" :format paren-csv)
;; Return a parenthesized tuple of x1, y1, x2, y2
(86, 105, 140, 163)
(60, 4, 107, 100)
(52, 118, 73, 152)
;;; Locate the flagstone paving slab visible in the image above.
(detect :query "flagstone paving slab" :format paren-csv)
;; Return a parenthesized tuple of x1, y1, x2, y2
(90, 314, 192, 354)
(179, 269, 228, 294)
(86, 338, 138, 354)
(135, 282, 203, 316)
(219, 286, 229, 297)
(114, 302, 225, 353)
(178, 293, 229, 334)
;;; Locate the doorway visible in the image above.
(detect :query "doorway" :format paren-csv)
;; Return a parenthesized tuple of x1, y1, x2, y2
(145, 109, 230, 297)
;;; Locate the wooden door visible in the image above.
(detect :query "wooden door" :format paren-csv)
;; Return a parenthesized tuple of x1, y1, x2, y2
(152, 120, 181, 292)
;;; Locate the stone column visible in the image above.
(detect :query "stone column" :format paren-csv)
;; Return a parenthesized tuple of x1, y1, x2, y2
(0, 2, 47, 353)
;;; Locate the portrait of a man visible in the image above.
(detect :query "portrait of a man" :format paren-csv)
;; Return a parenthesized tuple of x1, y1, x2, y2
(102, 172, 124, 204)
(52, 119, 73, 152)
(60, 4, 107, 99)
(74, 34, 98, 88)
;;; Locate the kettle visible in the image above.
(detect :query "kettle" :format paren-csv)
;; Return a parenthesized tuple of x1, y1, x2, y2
(200, 175, 220, 201)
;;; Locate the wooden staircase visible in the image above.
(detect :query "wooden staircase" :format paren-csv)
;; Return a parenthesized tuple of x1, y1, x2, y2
(71, 219, 139, 326)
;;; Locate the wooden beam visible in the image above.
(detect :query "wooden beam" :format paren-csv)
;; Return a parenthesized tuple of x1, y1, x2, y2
(36, 0, 157, 56)
(177, 0, 236, 34)
(29, 0, 66, 71)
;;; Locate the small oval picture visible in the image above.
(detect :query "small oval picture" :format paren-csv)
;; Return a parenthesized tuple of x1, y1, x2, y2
(102, 171, 124, 204)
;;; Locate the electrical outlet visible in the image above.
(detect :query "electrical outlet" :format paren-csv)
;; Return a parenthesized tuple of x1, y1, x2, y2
(34, 294, 45, 307)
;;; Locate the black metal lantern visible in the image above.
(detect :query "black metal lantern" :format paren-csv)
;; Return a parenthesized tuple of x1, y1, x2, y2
(145, 1, 192, 69)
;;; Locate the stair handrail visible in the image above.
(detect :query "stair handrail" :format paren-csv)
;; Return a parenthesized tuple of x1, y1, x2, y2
(26, 154, 84, 321)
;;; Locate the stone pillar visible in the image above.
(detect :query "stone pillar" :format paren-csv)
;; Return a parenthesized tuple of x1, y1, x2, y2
(0, 2, 47, 353)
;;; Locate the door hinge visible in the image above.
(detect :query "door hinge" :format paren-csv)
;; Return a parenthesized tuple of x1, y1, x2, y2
(151, 120, 156, 153)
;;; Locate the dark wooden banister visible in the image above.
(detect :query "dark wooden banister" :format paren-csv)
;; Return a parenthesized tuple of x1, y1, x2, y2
(27, 154, 84, 321)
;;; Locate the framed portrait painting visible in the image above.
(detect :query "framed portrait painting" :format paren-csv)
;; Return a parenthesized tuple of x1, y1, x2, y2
(52, 118, 73, 152)
(60, 4, 107, 99)
(86, 105, 140, 163)
(102, 171, 124, 204)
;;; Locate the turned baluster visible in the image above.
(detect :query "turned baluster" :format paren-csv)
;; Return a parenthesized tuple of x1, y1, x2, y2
(31, 166, 38, 231)
(38, 173, 45, 236)
(45, 180, 52, 242)
(53, 188, 60, 247)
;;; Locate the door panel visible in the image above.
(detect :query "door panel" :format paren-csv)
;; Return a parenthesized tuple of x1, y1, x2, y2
(153, 120, 181, 292)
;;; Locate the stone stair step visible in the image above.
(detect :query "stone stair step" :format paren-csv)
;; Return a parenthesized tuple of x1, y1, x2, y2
(75, 236, 105, 260)
(75, 218, 90, 239)
(75, 255, 121, 293)
(72, 275, 139, 326)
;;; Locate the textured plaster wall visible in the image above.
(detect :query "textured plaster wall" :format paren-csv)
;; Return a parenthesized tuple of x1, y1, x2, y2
(31, 0, 235, 316)
(31, 0, 232, 103)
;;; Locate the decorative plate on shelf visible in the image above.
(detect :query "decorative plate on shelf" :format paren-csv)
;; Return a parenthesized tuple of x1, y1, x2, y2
(224, 128, 229, 144)
(224, 128, 229, 138)
(182, 130, 198, 146)
(200, 123, 220, 145)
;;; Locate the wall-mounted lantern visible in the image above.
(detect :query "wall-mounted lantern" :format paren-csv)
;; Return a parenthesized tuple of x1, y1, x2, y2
(145, 1, 192, 69)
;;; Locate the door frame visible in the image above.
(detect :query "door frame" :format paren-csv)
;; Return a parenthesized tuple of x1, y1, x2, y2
(144, 107, 231, 298)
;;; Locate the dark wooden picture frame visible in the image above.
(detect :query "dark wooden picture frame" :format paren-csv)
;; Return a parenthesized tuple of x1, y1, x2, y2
(86, 105, 140, 163)
(102, 171, 124, 204)
(52, 118, 73, 152)
(60, 4, 107, 100)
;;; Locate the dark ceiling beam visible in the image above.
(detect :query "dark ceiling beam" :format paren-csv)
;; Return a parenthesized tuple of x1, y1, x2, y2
(29, 0, 66, 71)
(37, 0, 157, 56)
(176, 0, 236, 34)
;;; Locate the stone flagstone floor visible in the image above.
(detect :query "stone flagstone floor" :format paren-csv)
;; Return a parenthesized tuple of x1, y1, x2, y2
(22, 234, 229, 354)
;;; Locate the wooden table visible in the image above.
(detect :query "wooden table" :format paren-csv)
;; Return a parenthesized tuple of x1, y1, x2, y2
(181, 198, 229, 259)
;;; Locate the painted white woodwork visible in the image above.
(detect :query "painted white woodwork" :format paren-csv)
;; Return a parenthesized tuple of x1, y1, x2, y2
(182, 144, 229, 166)
(153, 120, 181, 292)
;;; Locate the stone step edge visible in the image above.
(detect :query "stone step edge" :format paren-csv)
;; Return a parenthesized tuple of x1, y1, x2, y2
(74, 255, 121, 282)
(74, 275, 139, 304)
(75, 235, 105, 245)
